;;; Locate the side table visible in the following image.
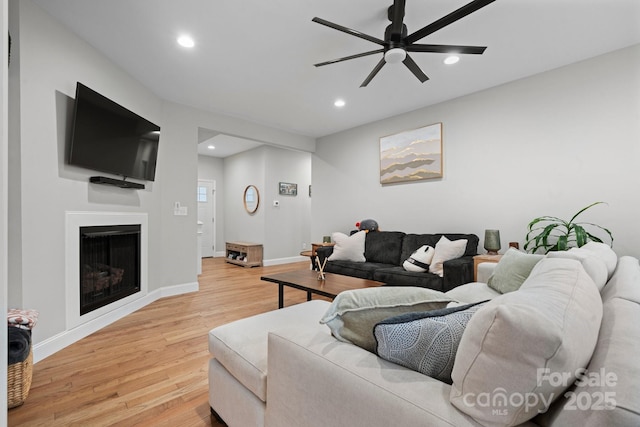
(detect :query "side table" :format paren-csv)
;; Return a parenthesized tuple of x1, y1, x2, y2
(473, 254, 503, 281)
(300, 243, 335, 270)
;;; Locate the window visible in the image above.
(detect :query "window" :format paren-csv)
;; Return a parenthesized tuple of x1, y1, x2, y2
(197, 186, 208, 203)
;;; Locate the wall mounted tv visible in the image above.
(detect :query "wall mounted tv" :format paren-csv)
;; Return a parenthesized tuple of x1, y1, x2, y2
(68, 82, 160, 188)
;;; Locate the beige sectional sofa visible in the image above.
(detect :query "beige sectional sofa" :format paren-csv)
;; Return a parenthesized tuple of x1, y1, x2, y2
(208, 244, 639, 427)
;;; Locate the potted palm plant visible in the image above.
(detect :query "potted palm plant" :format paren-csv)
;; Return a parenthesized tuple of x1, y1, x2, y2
(524, 202, 613, 254)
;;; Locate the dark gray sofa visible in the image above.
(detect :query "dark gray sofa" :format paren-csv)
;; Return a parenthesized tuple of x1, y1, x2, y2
(316, 231, 478, 292)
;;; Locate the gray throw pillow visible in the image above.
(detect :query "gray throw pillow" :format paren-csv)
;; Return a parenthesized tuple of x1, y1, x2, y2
(319, 287, 452, 353)
(487, 248, 544, 293)
(374, 301, 487, 384)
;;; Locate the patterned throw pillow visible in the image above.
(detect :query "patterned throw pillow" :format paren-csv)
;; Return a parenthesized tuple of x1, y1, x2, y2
(403, 245, 435, 272)
(374, 301, 486, 384)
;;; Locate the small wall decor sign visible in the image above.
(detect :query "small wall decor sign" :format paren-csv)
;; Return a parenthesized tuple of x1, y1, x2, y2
(380, 122, 443, 184)
(279, 182, 298, 196)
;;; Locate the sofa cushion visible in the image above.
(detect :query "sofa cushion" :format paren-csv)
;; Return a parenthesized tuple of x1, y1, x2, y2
(445, 282, 500, 304)
(328, 230, 366, 262)
(450, 258, 603, 426)
(535, 256, 640, 426)
(546, 247, 608, 291)
(429, 236, 468, 277)
(374, 301, 486, 384)
(319, 287, 452, 353)
(536, 298, 640, 426)
(600, 255, 640, 304)
(208, 300, 331, 401)
(403, 245, 435, 272)
(373, 267, 444, 290)
(487, 248, 544, 293)
(364, 231, 406, 265)
(324, 260, 392, 281)
(581, 241, 617, 279)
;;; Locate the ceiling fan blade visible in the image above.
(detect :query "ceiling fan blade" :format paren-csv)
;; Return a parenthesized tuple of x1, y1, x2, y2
(404, 0, 496, 45)
(312, 17, 385, 46)
(402, 54, 429, 83)
(314, 49, 384, 67)
(360, 58, 386, 87)
(390, 0, 406, 42)
(406, 44, 487, 55)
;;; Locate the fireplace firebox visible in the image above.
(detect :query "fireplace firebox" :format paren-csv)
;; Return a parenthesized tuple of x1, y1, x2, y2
(79, 225, 141, 315)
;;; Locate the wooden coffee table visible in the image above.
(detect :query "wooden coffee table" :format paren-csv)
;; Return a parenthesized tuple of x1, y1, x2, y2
(261, 270, 384, 308)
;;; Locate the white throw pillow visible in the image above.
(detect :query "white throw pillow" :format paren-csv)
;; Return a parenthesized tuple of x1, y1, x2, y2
(402, 245, 435, 272)
(428, 236, 468, 277)
(327, 230, 366, 262)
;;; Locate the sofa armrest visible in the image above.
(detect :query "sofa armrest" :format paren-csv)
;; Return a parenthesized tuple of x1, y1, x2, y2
(476, 262, 497, 283)
(265, 329, 482, 427)
(442, 256, 474, 292)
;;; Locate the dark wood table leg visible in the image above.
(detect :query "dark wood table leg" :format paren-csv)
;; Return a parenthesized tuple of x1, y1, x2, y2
(307, 291, 312, 301)
(279, 284, 284, 309)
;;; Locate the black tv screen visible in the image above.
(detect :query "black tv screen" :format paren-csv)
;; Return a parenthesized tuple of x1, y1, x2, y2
(69, 82, 160, 181)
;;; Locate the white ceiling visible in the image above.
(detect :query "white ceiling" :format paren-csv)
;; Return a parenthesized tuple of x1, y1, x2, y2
(196, 130, 263, 159)
(33, 0, 640, 158)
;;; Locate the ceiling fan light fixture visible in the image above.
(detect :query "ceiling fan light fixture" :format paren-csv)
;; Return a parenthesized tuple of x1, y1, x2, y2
(384, 48, 406, 64)
(444, 55, 460, 65)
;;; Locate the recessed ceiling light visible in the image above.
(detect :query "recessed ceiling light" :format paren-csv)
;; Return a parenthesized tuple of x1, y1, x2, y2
(177, 35, 195, 48)
(444, 55, 460, 65)
(207, 145, 215, 150)
(334, 99, 346, 107)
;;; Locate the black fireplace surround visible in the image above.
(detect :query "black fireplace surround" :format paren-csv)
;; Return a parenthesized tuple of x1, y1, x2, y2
(79, 224, 141, 315)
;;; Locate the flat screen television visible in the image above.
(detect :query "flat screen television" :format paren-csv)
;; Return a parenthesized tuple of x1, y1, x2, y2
(69, 82, 160, 182)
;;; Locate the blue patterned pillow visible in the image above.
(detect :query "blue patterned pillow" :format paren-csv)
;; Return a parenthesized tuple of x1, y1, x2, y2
(374, 301, 487, 384)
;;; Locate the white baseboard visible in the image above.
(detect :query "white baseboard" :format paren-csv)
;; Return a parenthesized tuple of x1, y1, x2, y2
(33, 281, 199, 363)
(264, 255, 309, 266)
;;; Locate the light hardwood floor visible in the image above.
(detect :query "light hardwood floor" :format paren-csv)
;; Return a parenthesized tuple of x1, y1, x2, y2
(8, 257, 317, 426)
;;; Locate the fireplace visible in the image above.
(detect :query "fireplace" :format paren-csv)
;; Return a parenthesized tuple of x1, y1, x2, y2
(79, 225, 141, 315)
(66, 212, 148, 329)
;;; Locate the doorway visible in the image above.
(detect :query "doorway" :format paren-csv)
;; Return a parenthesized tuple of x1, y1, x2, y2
(197, 179, 216, 258)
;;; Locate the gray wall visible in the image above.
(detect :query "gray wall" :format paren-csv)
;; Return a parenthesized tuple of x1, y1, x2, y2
(222, 145, 312, 262)
(263, 147, 311, 260)
(312, 44, 640, 258)
(8, 0, 314, 346)
(9, 0, 168, 343)
(224, 146, 267, 246)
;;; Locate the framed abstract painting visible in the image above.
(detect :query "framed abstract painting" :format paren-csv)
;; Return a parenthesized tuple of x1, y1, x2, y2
(380, 122, 443, 184)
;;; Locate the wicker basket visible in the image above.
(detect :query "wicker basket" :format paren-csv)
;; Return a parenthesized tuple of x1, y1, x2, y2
(7, 347, 33, 409)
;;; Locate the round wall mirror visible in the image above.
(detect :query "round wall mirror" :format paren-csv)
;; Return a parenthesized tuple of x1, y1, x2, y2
(243, 185, 260, 214)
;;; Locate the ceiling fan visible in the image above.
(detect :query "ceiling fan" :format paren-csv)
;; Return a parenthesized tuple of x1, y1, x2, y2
(312, 0, 495, 87)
